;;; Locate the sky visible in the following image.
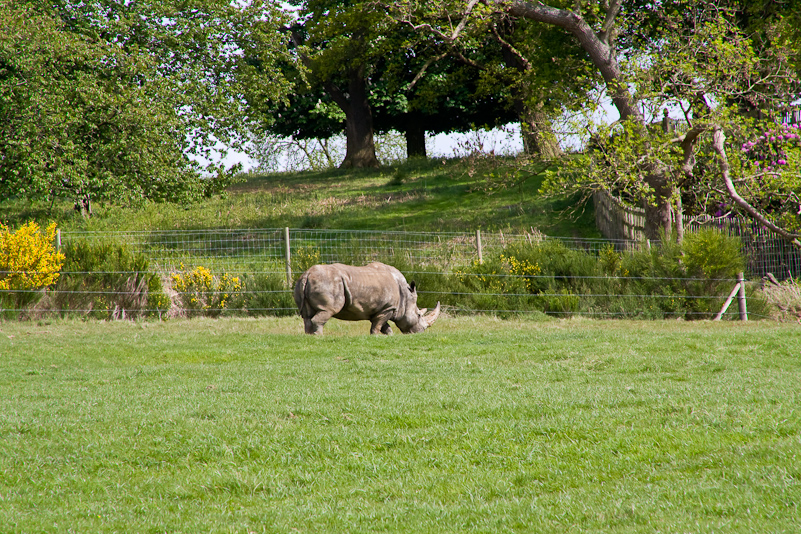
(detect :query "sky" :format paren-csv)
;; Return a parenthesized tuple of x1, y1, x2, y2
(211, 127, 526, 172)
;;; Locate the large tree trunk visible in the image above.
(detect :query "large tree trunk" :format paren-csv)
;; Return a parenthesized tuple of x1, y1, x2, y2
(515, 101, 562, 159)
(498, 0, 672, 241)
(327, 67, 380, 169)
(405, 120, 427, 158)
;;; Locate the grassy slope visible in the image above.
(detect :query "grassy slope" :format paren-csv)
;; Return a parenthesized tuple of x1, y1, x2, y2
(1, 158, 600, 237)
(1, 317, 800, 533)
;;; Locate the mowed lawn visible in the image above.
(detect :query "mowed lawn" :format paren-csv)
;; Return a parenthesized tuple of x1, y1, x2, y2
(1, 316, 799, 533)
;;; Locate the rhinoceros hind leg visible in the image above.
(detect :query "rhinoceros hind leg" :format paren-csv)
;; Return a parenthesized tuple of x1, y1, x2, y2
(305, 311, 333, 335)
(303, 318, 321, 334)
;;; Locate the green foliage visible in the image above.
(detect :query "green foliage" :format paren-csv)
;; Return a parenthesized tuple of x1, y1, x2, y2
(0, 0, 291, 208)
(435, 229, 749, 319)
(293, 247, 322, 275)
(241, 272, 297, 317)
(246, 0, 521, 166)
(527, 1, 801, 241)
(682, 228, 745, 280)
(36, 238, 170, 320)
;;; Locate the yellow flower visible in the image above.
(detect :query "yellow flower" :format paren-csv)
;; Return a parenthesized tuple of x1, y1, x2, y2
(0, 221, 64, 290)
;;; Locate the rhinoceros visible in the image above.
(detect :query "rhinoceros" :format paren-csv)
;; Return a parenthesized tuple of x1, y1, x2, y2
(293, 262, 441, 335)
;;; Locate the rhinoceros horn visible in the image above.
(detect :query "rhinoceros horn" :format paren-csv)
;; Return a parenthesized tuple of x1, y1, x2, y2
(422, 301, 441, 328)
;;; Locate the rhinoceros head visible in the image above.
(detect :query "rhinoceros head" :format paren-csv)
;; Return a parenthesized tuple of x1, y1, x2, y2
(397, 281, 441, 334)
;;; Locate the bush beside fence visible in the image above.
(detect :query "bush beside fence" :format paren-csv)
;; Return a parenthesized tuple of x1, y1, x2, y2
(593, 190, 801, 280)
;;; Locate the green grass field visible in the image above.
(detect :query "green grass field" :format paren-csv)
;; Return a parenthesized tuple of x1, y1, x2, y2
(2, 316, 799, 533)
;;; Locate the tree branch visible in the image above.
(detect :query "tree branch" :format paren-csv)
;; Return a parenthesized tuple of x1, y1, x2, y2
(711, 127, 801, 249)
(492, 0, 643, 123)
(408, 52, 449, 89)
(672, 125, 706, 180)
(598, 0, 622, 45)
(397, 0, 483, 88)
(453, 0, 482, 40)
(490, 22, 531, 71)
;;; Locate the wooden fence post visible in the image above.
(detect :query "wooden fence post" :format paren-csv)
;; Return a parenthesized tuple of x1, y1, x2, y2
(476, 229, 483, 264)
(714, 282, 741, 321)
(737, 272, 748, 321)
(284, 227, 292, 287)
(56, 229, 61, 251)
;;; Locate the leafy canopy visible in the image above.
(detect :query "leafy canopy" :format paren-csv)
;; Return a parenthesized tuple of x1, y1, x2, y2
(0, 0, 291, 208)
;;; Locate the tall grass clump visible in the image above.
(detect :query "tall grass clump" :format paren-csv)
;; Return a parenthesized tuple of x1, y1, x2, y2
(36, 238, 170, 319)
(754, 276, 801, 321)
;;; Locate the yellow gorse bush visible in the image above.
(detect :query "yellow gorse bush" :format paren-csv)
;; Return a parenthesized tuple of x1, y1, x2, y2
(0, 221, 65, 291)
(502, 254, 541, 293)
(170, 263, 244, 317)
(294, 246, 321, 274)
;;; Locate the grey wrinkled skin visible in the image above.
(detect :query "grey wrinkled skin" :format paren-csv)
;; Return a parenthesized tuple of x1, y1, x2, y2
(293, 262, 441, 335)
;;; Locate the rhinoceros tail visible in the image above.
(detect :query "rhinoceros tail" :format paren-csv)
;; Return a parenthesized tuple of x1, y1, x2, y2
(293, 271, 311, 318)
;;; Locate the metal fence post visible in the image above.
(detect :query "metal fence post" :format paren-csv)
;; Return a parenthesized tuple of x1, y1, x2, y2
(284, 227, 292, 287)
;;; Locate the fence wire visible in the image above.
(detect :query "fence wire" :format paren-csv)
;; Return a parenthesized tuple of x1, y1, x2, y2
(2, 272, 760, 320)
(1, 228, 773, 320)
(61, 228, 649, 274)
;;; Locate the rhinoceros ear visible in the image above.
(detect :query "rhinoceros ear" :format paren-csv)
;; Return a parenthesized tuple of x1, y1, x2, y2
(409, 281, 417, 294)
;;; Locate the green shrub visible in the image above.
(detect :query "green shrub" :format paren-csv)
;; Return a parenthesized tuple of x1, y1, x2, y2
(39, 239, 169, 319)
(617, 230, 745, 319)
(437, 231, 749, 320)
(242, 272, 296, 317)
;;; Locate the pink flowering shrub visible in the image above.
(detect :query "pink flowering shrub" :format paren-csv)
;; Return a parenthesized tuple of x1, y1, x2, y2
(737, 121, 801, 226)
(741, 123, 801, 176)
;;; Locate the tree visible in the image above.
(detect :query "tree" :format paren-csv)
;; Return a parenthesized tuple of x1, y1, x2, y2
(374, 11, 520, 158)
(387, 1, 599, 160)
(275, 0, 387, 168)
(244, 1, 521, 166)
(371, 47, 520, 158)
(0, 1, 290, 214)
(475, 0, 801, 243)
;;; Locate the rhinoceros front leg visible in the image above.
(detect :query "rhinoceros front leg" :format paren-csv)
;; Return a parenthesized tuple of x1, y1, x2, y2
(370, 315, 394, 335)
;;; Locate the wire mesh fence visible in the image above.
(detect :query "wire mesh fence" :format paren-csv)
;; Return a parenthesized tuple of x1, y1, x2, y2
(0, 273, 754, 320)
(59, 228, 640, 274)
(2, 227, 774, 321)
